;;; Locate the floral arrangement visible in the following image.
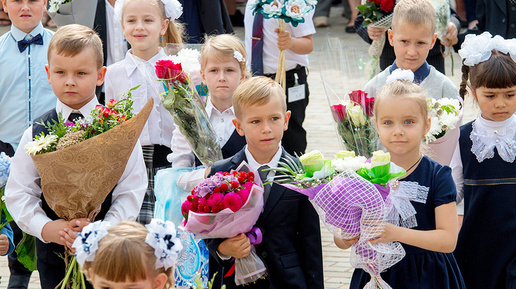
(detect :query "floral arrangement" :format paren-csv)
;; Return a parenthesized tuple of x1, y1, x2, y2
(271, 150, 406, 289)
(425, 97, 461, 143)
(25, 91, 136, 155)
(180, 162, 266, 286)
(156, 53, 222, 166)
(0, 152, 12, 231)
(181, 171, 256, 219)
(330, 90, 378, 158)
(248, 0, 317, 88)
(48, 0, 72, 13)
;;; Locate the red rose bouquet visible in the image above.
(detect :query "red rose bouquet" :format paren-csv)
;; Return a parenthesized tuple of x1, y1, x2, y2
(330, 90, 378, 158)
(181, 162, 266, 286)
(155, 59, 222, 166)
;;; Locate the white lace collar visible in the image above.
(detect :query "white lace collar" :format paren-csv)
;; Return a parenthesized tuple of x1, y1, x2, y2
(471, 115, 516, 163)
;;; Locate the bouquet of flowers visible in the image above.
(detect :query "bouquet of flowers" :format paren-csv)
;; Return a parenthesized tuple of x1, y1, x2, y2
(330, 90, 378, 158)
(181, 162, 266, 286)
(156, 54, 222, 166)
(249, 0, 317, 89)
(357, 0, 397, 76)
(271, 150, 406, 289)
(429, 0, 454, 75)
(425, 97, 462, 165)
(0, 152, 12, 231)
(47, 0, 97, 27)
(25, 93, 153, 289)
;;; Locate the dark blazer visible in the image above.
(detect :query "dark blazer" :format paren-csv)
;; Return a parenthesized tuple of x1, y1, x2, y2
(476, 0, 511, 37)
(206, 148, 324, 289)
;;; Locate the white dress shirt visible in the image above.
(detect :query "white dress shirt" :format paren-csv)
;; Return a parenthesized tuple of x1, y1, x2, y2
(4, 97, 147, 242)
(451, 115, 516, 215)
(170, 100, 237, 191)
(104, 48, 174, 147)
(105, 0, 127, 67)
(244, 144, 283, 182)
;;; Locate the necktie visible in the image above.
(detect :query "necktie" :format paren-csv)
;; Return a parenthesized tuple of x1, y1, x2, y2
(258, 165, 271, 204)
(251, 13, 264, 76)
(68, 112, 83, 122)
(17, 34, 43, 53)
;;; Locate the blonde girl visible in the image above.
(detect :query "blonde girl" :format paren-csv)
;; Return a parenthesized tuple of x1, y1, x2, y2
(169, 34, 249, 191)
(104, 0, 184, 224)
(452, 32, 516, 289)
(74, 219, 182, 289)
(335, 71, 465, 289)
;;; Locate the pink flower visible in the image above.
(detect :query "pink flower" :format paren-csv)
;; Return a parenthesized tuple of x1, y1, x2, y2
(236, 188, 250, 203)
(106, 99, 117, 109)
(207, 192, 224, 207)
(243, 182, 254, 191)
(223, 192, 244, 212)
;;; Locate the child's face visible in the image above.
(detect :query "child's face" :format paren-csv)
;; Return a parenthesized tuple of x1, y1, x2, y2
(121, 0, 169, 60)
(1, 0, 47, 34)
(473, 86, 516, 122)
(233, 95, 291, 163)
(90, 273, 167, 289)
(45, 47, 106, 110)
(201, 56, 245, 104)
(375, 96, 430, 161)
(388, 22, 437, 72)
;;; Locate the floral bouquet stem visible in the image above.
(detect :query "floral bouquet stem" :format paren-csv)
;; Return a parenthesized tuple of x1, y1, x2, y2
(275, 19, 287, 90)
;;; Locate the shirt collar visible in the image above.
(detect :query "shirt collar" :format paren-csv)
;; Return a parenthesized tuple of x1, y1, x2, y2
(477, 114, 516, 132)
(390, 61, 431, 84)
(10, 22, 44, 42)
(56, 96, 100, 121)
(124, 48, 167, 76)
(205, 100, 235, 118)
(244, 144, 283, 172)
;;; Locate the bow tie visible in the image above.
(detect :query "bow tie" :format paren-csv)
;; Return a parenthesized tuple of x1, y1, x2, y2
(17, 34, 43, 53)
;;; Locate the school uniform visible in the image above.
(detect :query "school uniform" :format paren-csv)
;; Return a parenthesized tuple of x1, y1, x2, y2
(452, 116, 516, 289)
(244, 4, 315, 156)
(4, 97, 147, 289)
(105, 48, 173, 224)
(476, 0, 516, 39)
(205, 147, 324, 289)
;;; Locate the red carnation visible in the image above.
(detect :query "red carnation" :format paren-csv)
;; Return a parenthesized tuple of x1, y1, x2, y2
(223, 192, 244, 212)
(380, 0, 395, 12)
(220, 183, 229, 192)
(230, 181, 239, 189)
(238, 177, 245, 184)
(247, 172, 254, 178)
(203, 205, 211, 213)
(212, 206, 220, 213)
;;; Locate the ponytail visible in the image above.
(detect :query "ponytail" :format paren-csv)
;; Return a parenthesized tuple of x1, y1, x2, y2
(162, 21, 184, 46)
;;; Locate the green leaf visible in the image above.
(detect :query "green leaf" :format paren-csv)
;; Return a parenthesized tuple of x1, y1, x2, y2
(15, 233, 37, 271)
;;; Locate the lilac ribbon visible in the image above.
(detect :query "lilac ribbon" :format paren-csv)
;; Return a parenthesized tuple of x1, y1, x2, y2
(246, 227, 262, 245)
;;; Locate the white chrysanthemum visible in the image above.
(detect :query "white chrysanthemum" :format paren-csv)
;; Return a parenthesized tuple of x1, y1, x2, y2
(24, 134, 58, 156)
(164, 48, 201, 75)
(437, 98, 460, 109)
(425, 116, 442, 142)
(440, 112, 460, 130)
(331, 156, 369, 172)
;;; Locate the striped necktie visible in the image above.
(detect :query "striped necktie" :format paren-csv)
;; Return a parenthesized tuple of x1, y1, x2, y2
(251, 13, 264, 76)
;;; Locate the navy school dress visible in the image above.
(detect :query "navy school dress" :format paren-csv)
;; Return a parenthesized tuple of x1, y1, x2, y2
(454, 121, 516, 289)
(350, 156, 466, 289)
(32, 109, 112, 289)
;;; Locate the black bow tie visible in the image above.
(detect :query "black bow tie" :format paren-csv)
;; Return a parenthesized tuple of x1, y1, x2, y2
(17, 34, 43, 53)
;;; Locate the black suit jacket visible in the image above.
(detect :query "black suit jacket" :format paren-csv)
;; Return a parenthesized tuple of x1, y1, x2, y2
(206, 148, 324, 289)
(476, 0, 510, 37)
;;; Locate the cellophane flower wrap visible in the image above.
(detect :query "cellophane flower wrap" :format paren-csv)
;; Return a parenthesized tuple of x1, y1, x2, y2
(425, 97, 462, 165)
(248, 0, 317, 88)
(25, 94, 153, 289)
(271, 150, 406, 289)
(330, 90, 378, 158)
(357, 0, 397, 76)
(0, 152, 12, 231)
(181, 162, 266, 286)
(155, 52, 222, 166)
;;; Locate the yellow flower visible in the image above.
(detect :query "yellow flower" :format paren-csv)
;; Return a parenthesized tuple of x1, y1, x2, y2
(335, 151, 355, 159)
(371, 150, 391, 166)
(346, 104, 367, 127)
(300, 150, 325, 177)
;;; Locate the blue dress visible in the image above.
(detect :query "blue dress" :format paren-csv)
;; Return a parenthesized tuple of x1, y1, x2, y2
(350, 156, 466, 289)
(454, 121, 516, 289)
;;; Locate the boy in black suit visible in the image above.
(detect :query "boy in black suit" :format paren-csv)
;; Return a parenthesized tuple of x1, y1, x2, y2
(206, 76, 324, 289)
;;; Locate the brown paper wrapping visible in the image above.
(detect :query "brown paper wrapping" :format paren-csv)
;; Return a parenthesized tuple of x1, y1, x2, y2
(31, 98, 154, 221)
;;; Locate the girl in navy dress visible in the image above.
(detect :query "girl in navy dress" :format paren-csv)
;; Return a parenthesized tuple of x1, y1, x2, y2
(451, 32, 516, 289)
(335, 72, 466, 289)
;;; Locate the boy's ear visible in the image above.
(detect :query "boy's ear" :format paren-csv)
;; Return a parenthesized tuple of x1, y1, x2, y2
(283, 111, 291, 131)
(45, 64, 51, 84)
(1, 0, 7, 13)
(96, 66, 107, 86)
(430, 33, 438, 49)
(387, 29, 394, 46)
(153, 272, 168, 289)
(233, 118, 245, 136)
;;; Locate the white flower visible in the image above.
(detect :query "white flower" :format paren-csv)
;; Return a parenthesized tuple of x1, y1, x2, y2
(284, 0, 309, 21)
(263, 1, 284, 17)
(164, 48, 201, 75)
(331, 156, 369, 172)
(0, 152, 12, 187)
(73, 221, 112, 267)
(233, 51, 244, 63)
(424, 97, 461, 143)
(346, 103, 367, 127)
(145, 219, 183, 270)
(47, 0, 70, 13)
(24, 134, 58, 156)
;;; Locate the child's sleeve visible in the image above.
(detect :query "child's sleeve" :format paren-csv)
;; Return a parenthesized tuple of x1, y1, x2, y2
(4, 128, 53, 241)
(450, 144, 465, 214)
(103, 140, 148, 224)
(1, 213, 15, 256)
(433, 165, 458, 208)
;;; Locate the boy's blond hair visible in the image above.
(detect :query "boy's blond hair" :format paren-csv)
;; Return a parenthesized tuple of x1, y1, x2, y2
(391, 0, 436, 32)
(48, 24, 104, 69)
(200, 34, 250, 78)
(233, 76, 286, 118)
(84, 222, 173, 289)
